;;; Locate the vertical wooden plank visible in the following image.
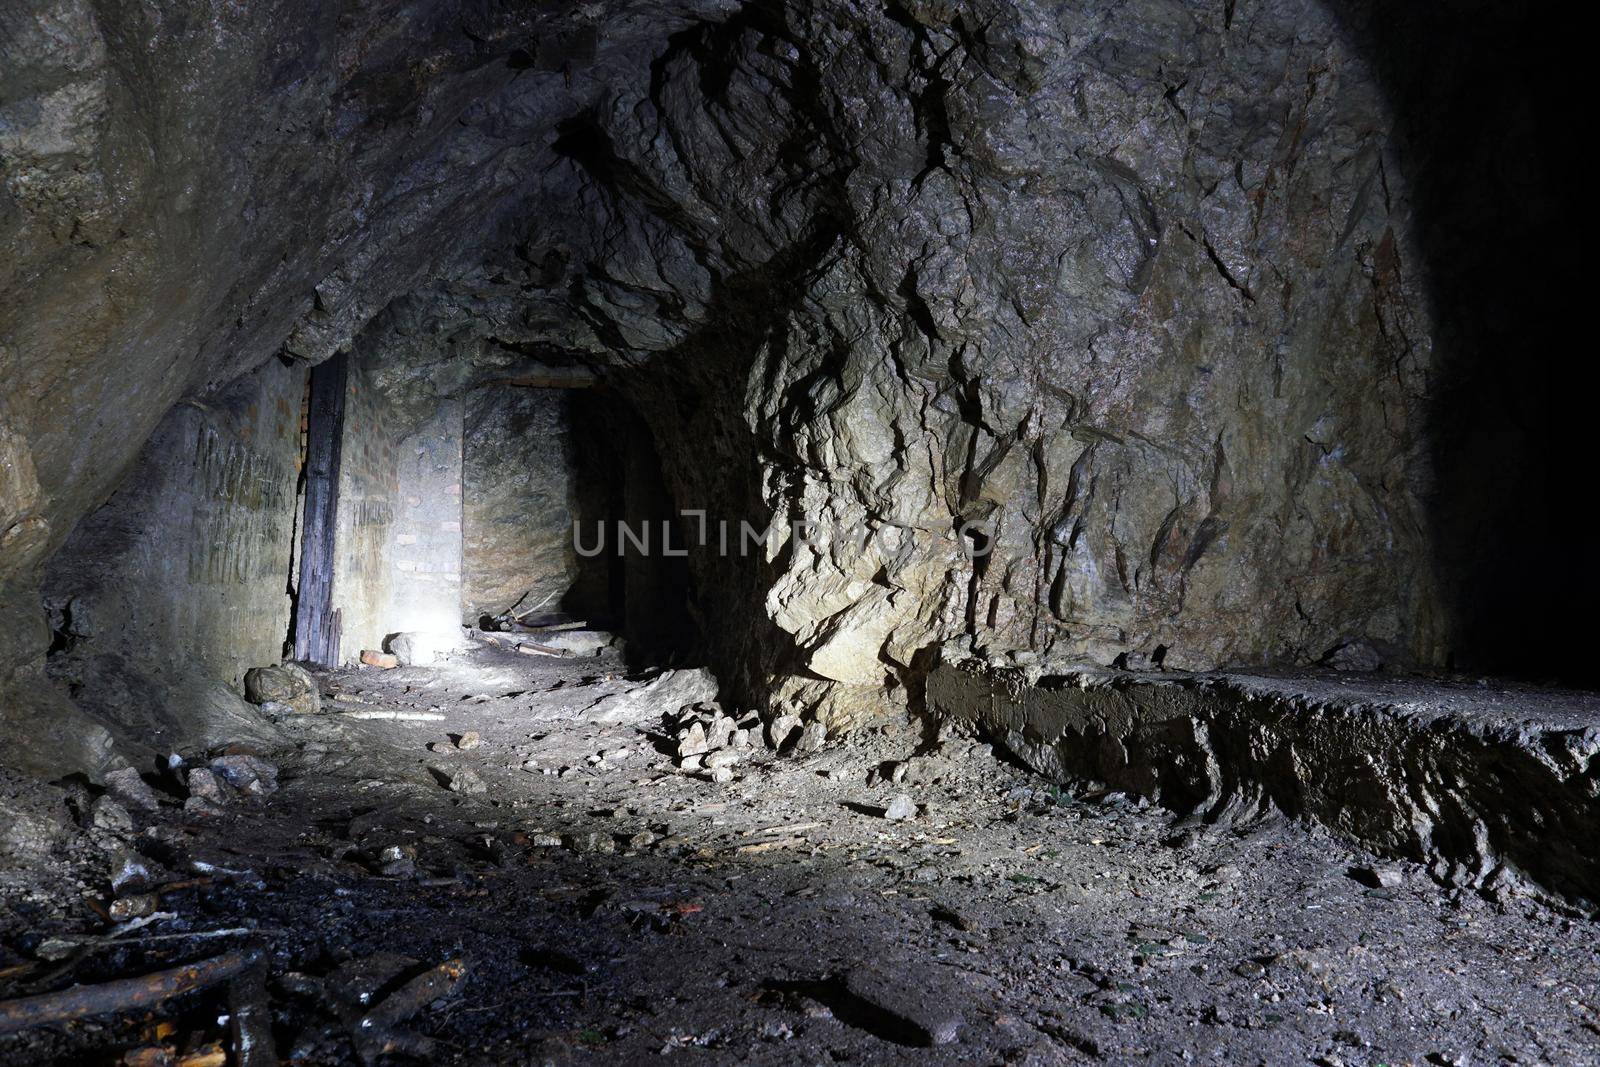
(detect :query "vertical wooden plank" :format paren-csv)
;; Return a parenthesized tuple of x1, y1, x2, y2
(293, 352, 348, 666)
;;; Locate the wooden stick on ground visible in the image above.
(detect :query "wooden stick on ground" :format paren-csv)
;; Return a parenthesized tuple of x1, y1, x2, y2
(0, 949, 261, 1035)
(228, 961, 276, 1067)
(515, 642, 568, 658)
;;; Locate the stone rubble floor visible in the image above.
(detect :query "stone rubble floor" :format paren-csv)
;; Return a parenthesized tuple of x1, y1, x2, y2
(3, 644, 1599, 1065)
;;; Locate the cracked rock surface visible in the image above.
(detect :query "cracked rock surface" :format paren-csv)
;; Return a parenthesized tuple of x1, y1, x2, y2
(928, 659, 1600, 908)
(4, 0, 1463, 756)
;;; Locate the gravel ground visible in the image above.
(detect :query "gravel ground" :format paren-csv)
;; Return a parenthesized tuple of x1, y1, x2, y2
(2, 642, 1598, 1065)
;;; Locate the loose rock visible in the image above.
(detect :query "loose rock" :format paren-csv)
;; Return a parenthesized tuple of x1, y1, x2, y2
(103, 767, 161, 812)
(435, 765, 487, 795)
(242, 663, 320, 715)
(209, 754, 277, 796)
(185, 768, 231, 805)
(883, 795, 916, 821)
(795, 720, 827, 753)
(766, 714, 801, 751)
(843, 963, 963, 1046)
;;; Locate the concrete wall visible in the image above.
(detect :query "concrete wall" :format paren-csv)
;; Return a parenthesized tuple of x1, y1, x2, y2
(389, 399, 464, 638)
(318, 340, 469, 662)
(41, 359, 305, 754)
(462, 386, 579, 623)
(330, 352, 399, 662)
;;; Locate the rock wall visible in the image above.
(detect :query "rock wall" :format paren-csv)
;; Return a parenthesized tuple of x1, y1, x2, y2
(329, 350, 399, 662)
(541, 0, 1439, 727)
(462, 386, 580, 624)
(387, 399, 464, 640)
(39, 359, 304, 759)
(0, 0, 1575, 769)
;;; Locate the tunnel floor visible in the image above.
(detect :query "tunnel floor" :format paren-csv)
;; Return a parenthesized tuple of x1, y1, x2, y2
(3, 645, 1598, 1065)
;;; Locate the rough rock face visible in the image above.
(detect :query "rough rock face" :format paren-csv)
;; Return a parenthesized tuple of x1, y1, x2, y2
(926, 659, 1600, 908)
(462, 387, 580, 623)
(548, 0, 1437, 727)
(0, 0, 1559, 769)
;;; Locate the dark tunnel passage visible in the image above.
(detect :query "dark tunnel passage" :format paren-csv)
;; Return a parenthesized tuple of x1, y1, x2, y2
(1322, 0, 1587, 684)
(0, 1, 1593, 1063)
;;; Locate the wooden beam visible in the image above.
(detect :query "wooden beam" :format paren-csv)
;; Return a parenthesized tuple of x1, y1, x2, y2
(0, 950, 261, 1034)
(293, 352, 349, 667)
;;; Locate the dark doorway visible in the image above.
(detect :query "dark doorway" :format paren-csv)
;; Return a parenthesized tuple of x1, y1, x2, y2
(567, 390, 697, 665)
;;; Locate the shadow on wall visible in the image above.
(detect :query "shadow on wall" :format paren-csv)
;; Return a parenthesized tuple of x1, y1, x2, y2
(1330, 0, 1585, 683)
(567, 390, 698, 667)
(461, 382, 699, 666)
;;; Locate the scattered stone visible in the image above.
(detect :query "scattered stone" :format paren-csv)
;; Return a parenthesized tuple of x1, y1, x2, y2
(90, 796, 134, 833)
(795, 720, 827, 753)
(707, 715, 736, 749)
(360, 649, 399, 669)
(376, 844, 418, 877)
(455, 730, 482, 751)
(628, 830, 659, 849)
(103, 767, 161, 812)
(583, 668, 719, 724)
(766, 714, 801, 751)
(731, 728, 751, 749)
(35, 938, 80, 963)
(389, 631, 456, 666)
(209, 754, 277, 796)
(109, 849, 154, 892)
(436, 765, 488, 795)
(242, 663, 320, 715)
(704, 749, 742, 770)
(109, 892, 158, 921)
(710, 766, 734, 784)
(379, 857, 416, 878)
(883, 795, 917, 821)
(676, 722, 709, 759)
(563, 831, 615, 854)
(185, 767, 230, 805)
(843, 963, 963, 1046)
(1351, 865, 1404, 889)
(428, 741, 455, 754)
